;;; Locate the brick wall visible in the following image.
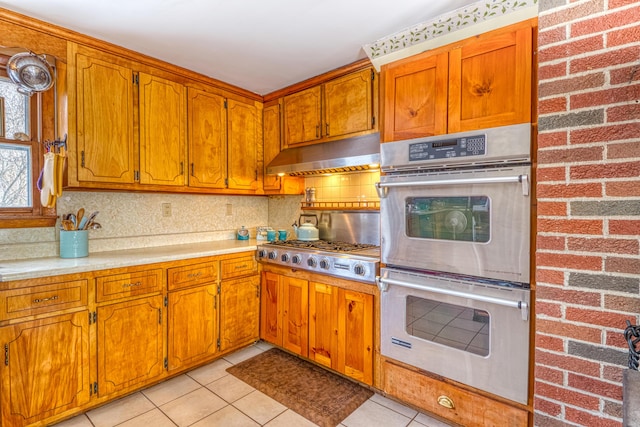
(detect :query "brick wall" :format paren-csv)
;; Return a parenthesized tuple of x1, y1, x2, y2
(536, 0, 640, 426)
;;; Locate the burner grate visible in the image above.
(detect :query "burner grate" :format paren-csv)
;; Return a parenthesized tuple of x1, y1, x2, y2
(266, 240, 378, 253)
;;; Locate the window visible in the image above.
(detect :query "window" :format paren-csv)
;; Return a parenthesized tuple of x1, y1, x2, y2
(0, 54, 56, 228)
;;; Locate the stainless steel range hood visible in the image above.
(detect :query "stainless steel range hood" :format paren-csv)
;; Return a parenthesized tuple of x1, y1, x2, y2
(266, 133, 380, 176)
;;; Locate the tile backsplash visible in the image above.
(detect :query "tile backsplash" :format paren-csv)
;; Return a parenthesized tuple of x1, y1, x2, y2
(304, 171, 380, 204)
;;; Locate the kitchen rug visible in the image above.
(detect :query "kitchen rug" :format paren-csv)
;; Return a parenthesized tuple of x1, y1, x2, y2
(226, 347, 373, 427)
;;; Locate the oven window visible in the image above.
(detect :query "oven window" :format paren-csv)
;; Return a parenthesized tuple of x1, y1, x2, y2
(406, 295, 490, 356)
(406, 196, 490, 242)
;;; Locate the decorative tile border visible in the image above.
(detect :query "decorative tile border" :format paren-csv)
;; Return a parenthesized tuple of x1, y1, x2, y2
(363, 0, 538, 61)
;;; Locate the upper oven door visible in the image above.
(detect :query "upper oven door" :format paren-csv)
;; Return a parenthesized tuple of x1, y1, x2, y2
(377, 164, 531, 283)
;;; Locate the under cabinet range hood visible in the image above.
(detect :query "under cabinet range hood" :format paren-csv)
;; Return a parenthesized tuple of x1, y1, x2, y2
(267, 133, 380, 176)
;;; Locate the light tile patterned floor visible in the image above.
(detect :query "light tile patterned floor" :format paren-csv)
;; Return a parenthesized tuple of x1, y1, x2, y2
(53, 341, 452, 427)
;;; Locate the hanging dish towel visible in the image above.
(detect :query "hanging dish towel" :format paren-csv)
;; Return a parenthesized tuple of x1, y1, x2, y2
(40, 152, 56, 208)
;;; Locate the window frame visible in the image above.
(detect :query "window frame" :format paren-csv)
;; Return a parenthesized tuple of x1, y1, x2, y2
(0, 53, 58, 228)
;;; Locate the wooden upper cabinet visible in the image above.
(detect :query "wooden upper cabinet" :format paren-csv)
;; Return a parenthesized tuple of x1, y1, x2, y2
(138, 72, 187, 186)
(324, 68, 374, 138)
(448, 22, 532, 133)
(283, 86, 322, 146)
(187, 88, 227, 189)
(263, 102, 282, 191)
(75, 51, 135, 183)
(382, 51, 448, 141)
(227, 99, 260, 190)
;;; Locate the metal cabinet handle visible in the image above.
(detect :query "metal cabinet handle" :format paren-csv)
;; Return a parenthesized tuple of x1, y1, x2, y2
(187, 272, 202, 279)
(235, 264, 248, 270)
(375, 175, 530, 198)
(325, 123, 330, 136)
(33, 295, 59, 303)
(122, 282, 142, 288)
(437, 395, 455, 409)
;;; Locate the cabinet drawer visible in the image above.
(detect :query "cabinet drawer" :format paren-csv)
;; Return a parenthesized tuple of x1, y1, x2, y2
(168, 261, 218, 291)
(96, 269, 163, 302)
(0, 280, 88, 321)
(383, 360, 528, 427)
(221, 254, 257, 279)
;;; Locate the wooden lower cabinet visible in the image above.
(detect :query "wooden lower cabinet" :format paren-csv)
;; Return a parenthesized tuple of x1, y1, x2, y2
(96, 295, 165, 397)
(0, 311, 91, 427)
(219, 275, 260, 351)
(383, 359, 528, 426)
(167, 284, 218, 370)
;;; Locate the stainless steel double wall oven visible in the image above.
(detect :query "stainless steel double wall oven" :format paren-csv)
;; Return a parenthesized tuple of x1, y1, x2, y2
(376, 124, 532, 405)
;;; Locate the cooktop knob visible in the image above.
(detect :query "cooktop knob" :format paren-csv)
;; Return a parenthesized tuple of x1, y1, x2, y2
(257, 249, 267, 258)
(319, 258, 330, 270)
(267, 251, 277, 260)
(292, 255, 302, 265)
(307, 257, 317, 268)
(280, 253, 290, 262)
(353, 263, 366, 276)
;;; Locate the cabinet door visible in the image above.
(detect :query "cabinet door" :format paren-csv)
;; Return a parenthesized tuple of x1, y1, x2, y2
(260, 271, 281, 346)
(97, 295, 165, 396)
(187, 88, 227, 188)
(308, 282, 338, 369)
(283, 86, 322, 146)
(263, 102, 282, 191)
(220, 275, 260, 351)
(382, 51, 448, 141)
(281, 276, 308, 357)
(324, 68, 374, 138)
(138, 72, 186, 186)
(167, 285, 218, 370)
(337, 289, 373, 385)
(0, 312, 91, 427)
(227, 99, 259, 190)
(76, 52, 135, 183)
(448, 23, 532, 133)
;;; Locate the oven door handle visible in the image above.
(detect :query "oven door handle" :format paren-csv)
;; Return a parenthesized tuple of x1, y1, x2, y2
(375, 175, 529, 198)
(376, 276, 529, 321)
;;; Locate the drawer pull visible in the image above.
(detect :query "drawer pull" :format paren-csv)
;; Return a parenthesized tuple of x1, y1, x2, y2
(437, 395, 455, 410)
(122, 282, 142, 288)
(235, 264, 248, 270)
(33, 295, 59, 303)
(187, 272, 203, 278)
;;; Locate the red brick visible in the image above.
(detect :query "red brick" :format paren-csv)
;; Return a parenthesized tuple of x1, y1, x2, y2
(539, 0, 605, 29)
(537, 218, 603, 235)
(606, 181, 640, 197)
(568, 373, 623, 400)
(536, 301, 564, 318)
(571, 46, 640, 74)
(608, 219, 640, 235)
(539, 36, 605, 64)
(610, 0, 640, 8)
(536, 350, 601, 377)
(604, 294, 640, 313)
(565, 406, 622, 427)
(571, 85, 640, 109)
(536, 166, 566, 183)
(605, 330, 629, 349)
(534, 397, 563, 417)
(536, 200, 568, 216)
(609, 24, 640, 47)
(536, 333, 566, 352)
(539, 97, 567, 115)
(607, 103, 640, 123)
(603, 365, 625, 383)
(570, 161, 640, 180)
(606, 257, 640, 274)
(536, 252, 602, 271)
(568, 237, 639, 254)
(535, 269, 566, 285)
(534, 381, 600, 410)
(539, 26, 567, 47)
(535, 365, 565, 385)
(539, 72, 605, 98)
(539, 62, 568, 81)
(571, 122, 640, 144)
(538, 131, 568, 148)
(536, 285, 602, 307)
(538, 146, 603, 164)
(537, 319, 603, 343)
(607, 141, 640, 159)
(537, 235, 566, 251)
(571, 6, 640, 37)
(610, 64, 640, 85)
(537, 182, 603, 198)
(566, 307, 632, 328)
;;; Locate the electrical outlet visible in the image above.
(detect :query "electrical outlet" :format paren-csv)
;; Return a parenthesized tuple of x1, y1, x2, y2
(162, 203, 172, 217)
(226, 204, 232, 216)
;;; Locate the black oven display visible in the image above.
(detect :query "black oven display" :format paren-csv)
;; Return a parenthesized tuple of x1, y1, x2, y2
(406, 196, 490, 242)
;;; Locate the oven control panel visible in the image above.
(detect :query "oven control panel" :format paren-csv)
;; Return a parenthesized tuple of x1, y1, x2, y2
(256, 246, 379, 284)
(409, 133, 486, 161)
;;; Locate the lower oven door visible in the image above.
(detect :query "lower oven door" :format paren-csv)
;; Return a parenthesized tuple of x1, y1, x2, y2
(378, 267, 530, 405)
(377, 164, 531, 283)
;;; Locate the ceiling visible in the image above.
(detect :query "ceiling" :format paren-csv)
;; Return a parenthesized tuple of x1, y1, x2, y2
(0, 0, 477, 95)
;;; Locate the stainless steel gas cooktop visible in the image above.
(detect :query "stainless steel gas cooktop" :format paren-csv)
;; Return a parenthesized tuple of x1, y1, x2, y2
(256, 240, 380, 283)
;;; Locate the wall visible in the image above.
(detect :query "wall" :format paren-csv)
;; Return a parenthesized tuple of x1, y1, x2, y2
(535, 0, 640, 426)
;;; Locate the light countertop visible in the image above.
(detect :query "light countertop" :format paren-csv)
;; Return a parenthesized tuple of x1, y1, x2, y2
(0, 240, 259, 282)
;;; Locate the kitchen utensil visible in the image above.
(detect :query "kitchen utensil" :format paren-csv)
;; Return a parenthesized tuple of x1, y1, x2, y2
(89, 222, 102, 230)
(59, 229, 88, 258)
(67, 213, 76, 229)
(82, 211, 99, 230)
(292, 214, 319, 241)
(7, 52, 54, 96)
(76, 208, 85, 228)
(237, 226, 250, 240)
(278, 230, 288, 241)
(266, 230, 276, 242)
